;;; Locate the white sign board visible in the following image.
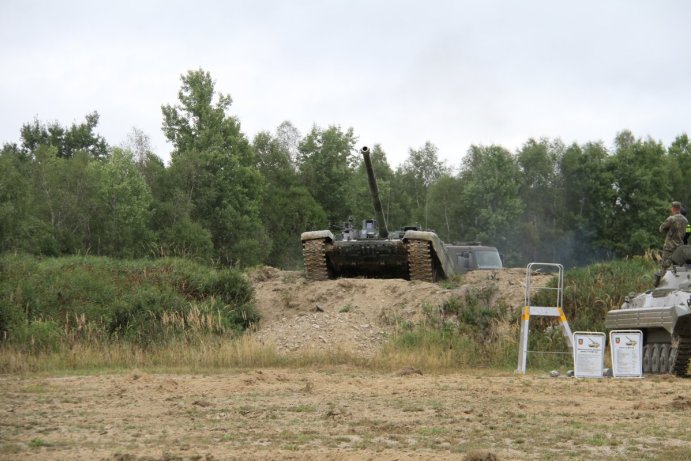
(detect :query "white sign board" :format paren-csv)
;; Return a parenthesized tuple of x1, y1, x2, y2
(609, 330, 643, 378)
(573, 332, 606, 378)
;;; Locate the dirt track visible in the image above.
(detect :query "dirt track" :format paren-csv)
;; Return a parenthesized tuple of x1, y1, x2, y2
(1, 369, 690, 460)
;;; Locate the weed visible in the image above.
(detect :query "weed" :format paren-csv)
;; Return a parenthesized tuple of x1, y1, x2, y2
(28, 438, 50, 448)
(289, 404, 316, 413)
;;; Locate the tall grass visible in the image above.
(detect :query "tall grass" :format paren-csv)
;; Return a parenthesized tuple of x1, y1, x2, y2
(0, 254, 257, 353)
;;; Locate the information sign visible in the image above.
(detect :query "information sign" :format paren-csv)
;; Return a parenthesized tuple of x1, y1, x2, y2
(609, 330, 643, 378)
(573, 332, 605, 378)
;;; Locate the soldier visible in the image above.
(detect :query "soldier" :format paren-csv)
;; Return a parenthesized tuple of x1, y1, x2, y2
(656, 201, 688, 285)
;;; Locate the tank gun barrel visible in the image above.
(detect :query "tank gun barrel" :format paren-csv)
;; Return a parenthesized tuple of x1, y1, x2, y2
(361, 146, 388, 238)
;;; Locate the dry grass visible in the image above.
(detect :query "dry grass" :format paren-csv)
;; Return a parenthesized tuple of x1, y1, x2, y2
(0, 328, 520, 374)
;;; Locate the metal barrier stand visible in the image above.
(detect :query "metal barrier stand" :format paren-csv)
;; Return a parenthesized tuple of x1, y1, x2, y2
(517, 262, 574, 374)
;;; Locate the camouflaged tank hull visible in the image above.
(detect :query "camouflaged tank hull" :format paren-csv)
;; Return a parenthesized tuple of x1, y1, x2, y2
(301, 229, 456, 283)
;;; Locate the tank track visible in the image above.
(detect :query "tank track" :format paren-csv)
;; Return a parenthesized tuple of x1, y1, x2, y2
(406, 239, 435, 282)
(671, 334, 691, 377)
(303, 238, 329, 281)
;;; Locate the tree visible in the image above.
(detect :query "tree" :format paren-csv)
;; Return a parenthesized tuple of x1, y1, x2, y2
(603, 131, 669, 256)
(515, 138, 563, 262)
(0, 143, 40, 252)
(558, 142, 614, 265)
(426, 173, 464, 242)
(90, 148, 153, 258)
(296, 125, 358, 226)
(162, 69, 267, 266)
(459, 145, 524, 263)
(667, 134, 691, 207)
(397, 141, 448, 228)
(20, 112, 108, 159)
(253, 129, 326, 268)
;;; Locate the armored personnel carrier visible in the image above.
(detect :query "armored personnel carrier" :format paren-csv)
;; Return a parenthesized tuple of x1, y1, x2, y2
(605, 266, 691, 376)
(301, 146, 502, 282)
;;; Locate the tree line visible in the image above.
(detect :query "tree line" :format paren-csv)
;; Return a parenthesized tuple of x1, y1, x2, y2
(1, 69, 689, 269)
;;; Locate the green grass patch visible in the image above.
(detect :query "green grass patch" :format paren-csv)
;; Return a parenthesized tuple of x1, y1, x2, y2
(0, 254, 257, 352)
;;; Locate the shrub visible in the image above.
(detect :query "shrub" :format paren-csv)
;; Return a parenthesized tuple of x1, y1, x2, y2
(0, 254, 257, 349)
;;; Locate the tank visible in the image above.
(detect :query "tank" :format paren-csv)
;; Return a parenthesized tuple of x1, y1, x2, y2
(605, 266, 691, 377)
(301, 146, 503, 282)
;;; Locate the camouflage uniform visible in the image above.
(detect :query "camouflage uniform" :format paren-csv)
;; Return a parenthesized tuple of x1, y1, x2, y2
(660, 208, 688, 271)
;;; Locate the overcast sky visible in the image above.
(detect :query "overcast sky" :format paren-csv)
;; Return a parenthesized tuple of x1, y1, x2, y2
(1, 0, 690, 168)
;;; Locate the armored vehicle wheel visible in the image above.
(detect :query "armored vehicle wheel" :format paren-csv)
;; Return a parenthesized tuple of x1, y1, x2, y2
(642, 345, 651, 373)
(659, 344, 670, 374)
(651, 344, 661, 373)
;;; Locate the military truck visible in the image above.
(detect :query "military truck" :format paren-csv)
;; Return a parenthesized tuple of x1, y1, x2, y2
(605, 266, 691, 377)
(301, 146, 502, 282)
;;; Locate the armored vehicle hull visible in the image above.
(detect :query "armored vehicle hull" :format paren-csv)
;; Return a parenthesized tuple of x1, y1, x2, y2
(605, 267, 691, 376)
(301, 229, 457, 282)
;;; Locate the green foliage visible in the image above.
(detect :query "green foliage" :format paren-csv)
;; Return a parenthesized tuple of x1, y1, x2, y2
(390, 287, 516, 368)
(163, 69, 268, 267)
(560, 257, 656, 331)
(396, 142, 448, 229)
(0, 254, 258, 350)
(19, 111, 108, 159)
(515, 138, 563, 262)
(459, 145, 524, 262)
(557, 142, 614, 266)
(523, 258, 656, 368)
(91, 148, 153, 257)
(603, 131, 670, 256)
(1, 67, 690, 270)
(297, 125, 358, 225)
(253, 128, 326, 268)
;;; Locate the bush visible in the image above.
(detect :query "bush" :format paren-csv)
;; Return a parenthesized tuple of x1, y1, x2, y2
(0, 254, 258, 349)
(534, 257, 656, 331)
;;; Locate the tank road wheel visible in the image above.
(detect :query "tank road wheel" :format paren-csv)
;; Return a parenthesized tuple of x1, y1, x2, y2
(303, 239, 329, 281)
(407, 239, 435, 282)
(659, 344, 670, 374)
(651, 344, 661, 374)
(642, 345, 652, 374)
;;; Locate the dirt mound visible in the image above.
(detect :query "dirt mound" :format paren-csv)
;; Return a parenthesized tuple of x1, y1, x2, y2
(248, 267, 552, 356)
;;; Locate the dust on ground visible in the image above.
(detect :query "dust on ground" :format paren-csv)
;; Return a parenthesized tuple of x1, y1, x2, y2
(2, 369, 690, 461)
(248, 267, 549, 356)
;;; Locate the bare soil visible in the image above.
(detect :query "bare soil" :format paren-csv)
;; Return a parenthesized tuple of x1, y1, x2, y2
(248, 267, 544, 356)
(1, 369, 690, 460)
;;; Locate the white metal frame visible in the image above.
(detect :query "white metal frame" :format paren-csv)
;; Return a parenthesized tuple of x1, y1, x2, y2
(517, 262, 573, 374)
